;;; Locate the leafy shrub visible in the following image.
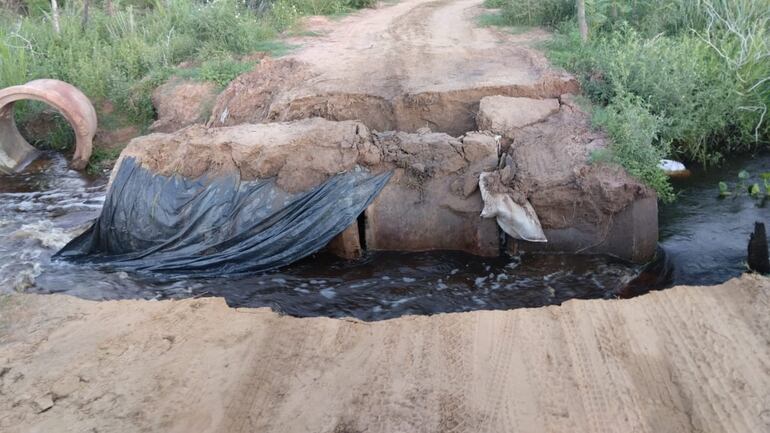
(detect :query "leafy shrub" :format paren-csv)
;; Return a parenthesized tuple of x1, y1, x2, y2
(345, 0, 375, 10)
(199, 58, 255, 87)
(550, 25, 740, 165)
(591, 92, 674, 202)
(485, 0, 769, 198)
(494, 0, 574, 27)
(483, 0, 507, 8)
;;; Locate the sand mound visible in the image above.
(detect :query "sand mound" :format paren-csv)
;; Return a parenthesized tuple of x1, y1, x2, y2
(1, 274, 767, 432)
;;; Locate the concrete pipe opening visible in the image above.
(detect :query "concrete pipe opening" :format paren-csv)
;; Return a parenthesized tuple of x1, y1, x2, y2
(0, 79, 97, 174)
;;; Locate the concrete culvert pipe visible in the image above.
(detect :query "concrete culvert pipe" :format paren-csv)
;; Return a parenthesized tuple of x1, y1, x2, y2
(0, 79, 97, 173)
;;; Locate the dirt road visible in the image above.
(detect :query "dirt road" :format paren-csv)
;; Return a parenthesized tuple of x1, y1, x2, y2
(1, 275, 768, 433)
(210, 0, 577, 134)
(290, 0, 552, 96)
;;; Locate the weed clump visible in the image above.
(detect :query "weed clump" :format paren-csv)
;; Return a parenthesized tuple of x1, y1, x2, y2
(0, 0, 375, 155)
(485, 0, 770, 199)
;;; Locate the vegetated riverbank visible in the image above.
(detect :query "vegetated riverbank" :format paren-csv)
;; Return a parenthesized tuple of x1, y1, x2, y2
(0, 0, 376, 172)
(482, 0, 770, 201)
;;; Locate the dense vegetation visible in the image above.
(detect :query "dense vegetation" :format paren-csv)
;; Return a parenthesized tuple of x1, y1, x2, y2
(0, 0, 374, 155)
(485, 0, 769, 201)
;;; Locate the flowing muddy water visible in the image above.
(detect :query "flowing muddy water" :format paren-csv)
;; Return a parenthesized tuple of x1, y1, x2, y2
(658, 153, 769, 285)
(0, 152, 766, 320)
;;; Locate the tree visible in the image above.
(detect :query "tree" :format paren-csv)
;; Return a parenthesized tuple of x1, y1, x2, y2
(82, 0, 90, 30)
(576, 0, 588, 42)
(50, 0, 61, 34)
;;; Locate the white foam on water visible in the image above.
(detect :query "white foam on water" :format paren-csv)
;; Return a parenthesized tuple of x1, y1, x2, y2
(12, 221, 74, 250)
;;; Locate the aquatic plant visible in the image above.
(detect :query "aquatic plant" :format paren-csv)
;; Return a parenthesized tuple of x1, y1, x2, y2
(718, 169, 770, 203)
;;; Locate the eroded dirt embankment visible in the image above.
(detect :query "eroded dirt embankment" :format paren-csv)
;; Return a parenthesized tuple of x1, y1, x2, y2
(207, 0, 577, 135)
(138, 0, 658, 260)
(1, 275, 768, 433)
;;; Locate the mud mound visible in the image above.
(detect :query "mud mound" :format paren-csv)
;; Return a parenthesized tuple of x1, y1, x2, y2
(476, 95, 560, 132)
(476, 94, 656, 260)
(150, 79, 219, 133)
(500, 99, 651, 225)
(209, 57, 577, 136)
(1, 275, 768, 432)
(209, 58, 317, 127)
(117, 118, 378, 193)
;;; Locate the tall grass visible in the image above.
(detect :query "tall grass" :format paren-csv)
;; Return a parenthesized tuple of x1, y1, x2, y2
(486, 0, 769, 199)
(0, 0, 374, 150)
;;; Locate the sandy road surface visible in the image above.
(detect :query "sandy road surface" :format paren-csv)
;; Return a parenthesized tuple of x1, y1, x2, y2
(1, 275, 768, 433)
(211, 0, 575, 133)
(290, 0, 552, 96)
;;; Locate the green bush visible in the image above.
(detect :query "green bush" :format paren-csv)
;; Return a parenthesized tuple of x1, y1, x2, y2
(199, 58, 255, 87)
(344, 0, 376, 10)
(1, 1, 276, 127)
(592, 92, 674, 202)
(550, 25, 741, 165)
(494, 0, 574, 27)
(485, 0, 769, 198)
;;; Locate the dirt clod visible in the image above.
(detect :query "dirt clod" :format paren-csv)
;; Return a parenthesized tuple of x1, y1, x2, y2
(476, 96, 560, 132)
(117, 118, 378, 193)
(151, 79, 219, 133)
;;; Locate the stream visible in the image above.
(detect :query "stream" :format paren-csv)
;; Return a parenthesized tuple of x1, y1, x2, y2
(0, 151, 767, 320)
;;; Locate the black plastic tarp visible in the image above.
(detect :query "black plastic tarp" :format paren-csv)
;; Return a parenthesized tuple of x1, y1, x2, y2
(55, 157, 392, 277)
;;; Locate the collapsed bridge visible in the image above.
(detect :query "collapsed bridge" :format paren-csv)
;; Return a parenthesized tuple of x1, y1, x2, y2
(57, 106, 657, 274)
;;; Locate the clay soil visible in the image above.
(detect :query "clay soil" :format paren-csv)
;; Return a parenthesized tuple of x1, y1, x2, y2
(1, 275, 768, 433)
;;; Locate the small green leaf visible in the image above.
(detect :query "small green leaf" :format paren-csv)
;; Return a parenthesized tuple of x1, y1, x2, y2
(749, 183, 762, 197)
(759, 172, 770, 180)
(718, 181, 731, 196)
(738, 170, 750, 180)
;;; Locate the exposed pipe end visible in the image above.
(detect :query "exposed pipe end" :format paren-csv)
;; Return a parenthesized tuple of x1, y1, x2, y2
(0, 79, 97, 174)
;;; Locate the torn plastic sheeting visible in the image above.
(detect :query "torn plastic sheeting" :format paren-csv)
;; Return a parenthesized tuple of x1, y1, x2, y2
(479, 172, 547, 243)
(55, 157, 392, 277)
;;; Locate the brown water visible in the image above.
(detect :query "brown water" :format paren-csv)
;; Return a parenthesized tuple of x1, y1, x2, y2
(3, 152, 764, 320)
(657, 152, 769, 285)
